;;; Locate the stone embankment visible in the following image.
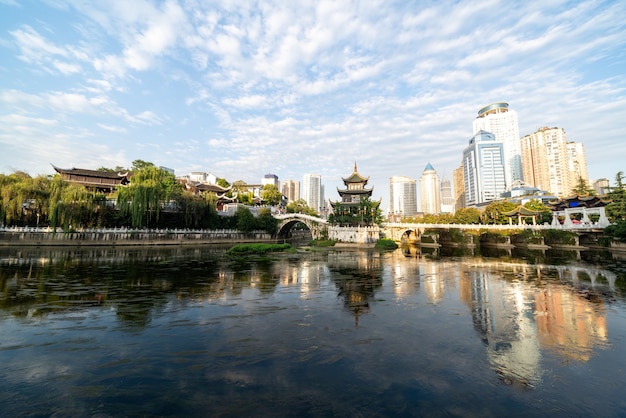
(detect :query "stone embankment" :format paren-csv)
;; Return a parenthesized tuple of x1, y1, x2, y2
(0, 227, 274, 246)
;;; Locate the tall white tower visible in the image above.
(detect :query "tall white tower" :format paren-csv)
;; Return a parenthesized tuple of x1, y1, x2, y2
(420, 163, 441, 214)
(303, 174, 323, 212)
(389, 176, 418, 220)
(473, 102, 522, 188)
(440, 176, 454, 213)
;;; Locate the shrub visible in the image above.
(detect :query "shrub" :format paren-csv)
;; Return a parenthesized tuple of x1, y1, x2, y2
(375, 238, 398, 250)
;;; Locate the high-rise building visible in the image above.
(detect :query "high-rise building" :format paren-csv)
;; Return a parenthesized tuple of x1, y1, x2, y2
(452, 163, 465, 211)
(281, 179, 300, 202)
(593, 178, 610, 196)
(420, 163, 441, 214)
(440, 176, 454, 213)
(567, 142, 589, 186)
(303, 174, 323, 212)
(520, 127, 587, 197)
(389, 176, 418, 220)
(473, 102, 522, 187)
(262, 173, 279, 189)
(462, 131, 506, 206)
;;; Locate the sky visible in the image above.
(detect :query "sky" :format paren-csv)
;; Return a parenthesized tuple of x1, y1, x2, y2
(1, 0, 625, 213)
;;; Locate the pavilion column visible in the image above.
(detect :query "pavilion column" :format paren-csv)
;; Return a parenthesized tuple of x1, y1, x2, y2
(581, 208, 591, 224)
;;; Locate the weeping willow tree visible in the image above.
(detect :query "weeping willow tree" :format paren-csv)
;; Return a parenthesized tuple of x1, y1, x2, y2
(116, 165, 182, 228)
(176, 191, 218, 229)
(0, 171, 52, 226)
(48, 175, 106, 230)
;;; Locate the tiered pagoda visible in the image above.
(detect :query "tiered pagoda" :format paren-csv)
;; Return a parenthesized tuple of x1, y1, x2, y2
(330, 163, 380, 225)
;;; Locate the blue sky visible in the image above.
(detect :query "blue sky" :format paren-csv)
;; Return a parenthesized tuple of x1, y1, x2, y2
(1, 0, 625, 212)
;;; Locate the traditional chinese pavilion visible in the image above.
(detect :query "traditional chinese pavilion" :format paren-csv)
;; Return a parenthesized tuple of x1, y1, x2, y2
(330, 163, 380, 225)
(546, 194, 612, 227)
(52, 165, 130, 193)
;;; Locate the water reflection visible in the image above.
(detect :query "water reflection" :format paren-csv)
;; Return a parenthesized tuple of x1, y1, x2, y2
(1, 246, 625, 416)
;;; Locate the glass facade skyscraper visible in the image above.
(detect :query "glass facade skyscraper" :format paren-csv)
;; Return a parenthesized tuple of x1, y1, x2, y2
(463, 131, 506, 206)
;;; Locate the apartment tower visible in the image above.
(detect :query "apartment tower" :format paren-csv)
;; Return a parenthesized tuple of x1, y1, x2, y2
(281, 180, 300, 202)
(302, 174, 323, 213)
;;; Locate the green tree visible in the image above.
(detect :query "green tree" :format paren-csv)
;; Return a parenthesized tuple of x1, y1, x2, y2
(216, 178, 230, 188)
(570, 176, 595, 196)
(235, 205, 256, 234)
(256, 207, 278, 234)
(453, 208, 481, 224)
(606, 171, 626, 222)
(131, 159, 154, 171)
(260, 184, 282, 206)
(116, 165, 182, 228)
(481, 200, 517, 224)
(523, 199, 553, 224)
(286, 199, 318, 216)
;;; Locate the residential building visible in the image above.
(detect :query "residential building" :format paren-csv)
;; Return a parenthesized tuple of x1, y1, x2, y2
(420, 163, 441, 214)
(593, 178, 610, 196)
(473, 102, 522, 187)
(389, 175, 418, 220)
(452, 163, 465, 211)
(462, 131, 506, 206)
(520, 126, 588, 197)
(262, 173, 279, 189)
(281, 180, 300, 202)
(303, 173, 323, 213)
(440, 176, 454, 213)
(567, 142, 589, 186)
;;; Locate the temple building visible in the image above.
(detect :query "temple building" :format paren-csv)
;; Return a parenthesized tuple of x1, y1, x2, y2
(52, 165, 130, 194)
(330, 163, 380, 225)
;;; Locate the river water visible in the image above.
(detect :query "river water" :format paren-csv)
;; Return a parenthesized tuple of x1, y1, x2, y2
(1, 245, 626, 417)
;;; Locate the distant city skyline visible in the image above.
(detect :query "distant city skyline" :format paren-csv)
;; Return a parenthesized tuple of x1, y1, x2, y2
(1, 1, 625, 213)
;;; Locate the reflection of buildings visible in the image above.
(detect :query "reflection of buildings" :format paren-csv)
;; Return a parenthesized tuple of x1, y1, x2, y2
(535, 287, 608, 361)
(460, 270, 542, 386)
(458, 261, 610, 386)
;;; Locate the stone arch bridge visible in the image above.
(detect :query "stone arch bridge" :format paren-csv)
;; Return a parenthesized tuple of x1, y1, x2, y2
(273, 213, 329, 240)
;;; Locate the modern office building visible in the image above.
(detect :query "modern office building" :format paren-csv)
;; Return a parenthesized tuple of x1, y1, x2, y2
(281, 179, 300, 202)
(520, 126, 587, 197)
(420, 163, 441, 214)
(462, 131, 506, 206)
(452, 163, 465, 211)
(303, 173, 323, 213)
(440, 176, 454, 213)
(389, 176, 418, 220)
(262, 173, 279, 189)
(473, 102, 522, 188)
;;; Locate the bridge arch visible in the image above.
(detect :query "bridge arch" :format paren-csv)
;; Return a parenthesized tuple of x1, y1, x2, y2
(274, 214, 328, 241)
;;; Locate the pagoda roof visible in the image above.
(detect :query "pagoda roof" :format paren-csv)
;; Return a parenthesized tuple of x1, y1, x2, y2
(52, 164, 130, 179)
(503, 206, 542, 217)
(342, 162, 370, 184)
(337, 188, 373, 196)
(547, 194, 611, 210)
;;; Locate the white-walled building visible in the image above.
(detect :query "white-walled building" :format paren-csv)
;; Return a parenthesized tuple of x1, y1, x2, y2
(262, 173, 279, 189)
(440, 176, 454, 213)
(303, 174, 323, 212)
(420, 163, 441, 214)
(389, 175, 418, 220)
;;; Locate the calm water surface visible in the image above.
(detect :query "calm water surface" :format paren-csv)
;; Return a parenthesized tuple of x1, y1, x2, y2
(1, 245, 626, 417)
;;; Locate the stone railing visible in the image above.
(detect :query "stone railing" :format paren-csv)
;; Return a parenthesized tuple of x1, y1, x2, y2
(0, 227, 273, 246)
